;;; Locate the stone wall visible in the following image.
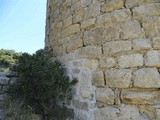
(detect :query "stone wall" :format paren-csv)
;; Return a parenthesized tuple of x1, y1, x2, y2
(45, 0, 160, 119)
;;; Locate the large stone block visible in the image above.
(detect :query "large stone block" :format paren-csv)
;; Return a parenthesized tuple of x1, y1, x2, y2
(105, 69, 132, 88)
(133, 68, 160, 88)
(145, 50, 160, 67)
(92, 70, 104, 87)
(95, 105, 141, 120)
(118, 54, 143, 68)
(120, 20, 145, 40)
(96, 88, 115, 104)
(73, 8, 85, 23)
(63, 15, 72, 29)
(74, 46, 102, 59)
(101, 0, 124, 12)
(132, 38, 151, 51)
(81, 18, 95, 29)
(103, 41, 131, 56)
(61, 24, 80, 38)
(133, 3, 160, 20)
(121, 89, 160, 105)
(80, 86, 92, 98)
(153, 37, 160, 49)
(96, 13, 111, 26)
(100, 58, 116, 68)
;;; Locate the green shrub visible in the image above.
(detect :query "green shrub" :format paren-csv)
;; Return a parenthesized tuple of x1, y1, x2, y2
(7, 49, 77, 120)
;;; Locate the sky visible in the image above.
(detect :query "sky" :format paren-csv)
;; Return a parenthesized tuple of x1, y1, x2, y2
(0, 0, 47, 54)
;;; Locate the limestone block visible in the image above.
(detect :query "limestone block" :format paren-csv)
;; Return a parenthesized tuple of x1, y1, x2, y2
(96, 88, 115, 104)
(133, 3, 160, 20)
(71, 1, 82, 13)
(132, 38, 152, 51)
(125, 0, 160, 8)
(142, 17, 159, 38)
(80, 0, 91, 7)
(153, 37, 160, 49)
(61, 24, 80, 38)
(63, 15, 72, 29)
(133, 68, 160, 88)
(121, 89, 160, 105)
(72, 59, 99, 69)
(81, 18, 95, 29)
(145, 50, 160, 67)
(96, 13, 111, 26)
(105, 69, 132, 88)
(85, 3, 100, 19)
(121, 20, 145, 40)
(73, 100, 89, 110)
(79, 69, 91, 85)
(156, 109, 160, 120)
(101, 0, 124, 12)
(80, 86, 92, 98)
(100, 58, 116, 68)
(110, 9, 131, 23)
(67, 33, 83, 52)
(103, 41, 131, 56)
(95, 105, 141, 120)
(118, 54, 143, 68)
(73, 8, 85, 23)
(92, 70, 104, 87)
(74, 46, 102, 59)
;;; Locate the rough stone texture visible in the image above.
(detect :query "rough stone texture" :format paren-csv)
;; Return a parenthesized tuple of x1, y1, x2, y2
(118, 54, 143, 68)
(105, 69, 132, 88)
(133, 68, 160, 88)
(46, 0, 160, 119)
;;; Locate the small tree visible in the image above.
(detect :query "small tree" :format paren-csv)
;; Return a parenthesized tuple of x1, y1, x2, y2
(7, 49, 77, 120)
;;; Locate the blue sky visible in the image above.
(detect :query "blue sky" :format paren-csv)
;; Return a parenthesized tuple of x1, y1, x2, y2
(0, 0, 47, 54)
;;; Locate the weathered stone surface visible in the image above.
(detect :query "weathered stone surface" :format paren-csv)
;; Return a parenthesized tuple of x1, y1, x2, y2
(121, 89, 160, 105)
(61, 24, 80, 38)
(100, 58, 116, 68)
(105, 69, 132, 88)
(73, 8, 85, 23)
(121, 20, 145, 40)
(145, 50, 160, 67)
(71, 1, 82, 13)
(79, 69, 91, 85)
(96, 13, 111, 26)
(118, 54, 143, 68)
(80, 86, 92, 98)
(96, 88, 115, 104)
(74, 46, 102, 59)
(80, 0, 91, 7)
(133, 68, 160, 88)
(92, 70, 104, 87)
(81, 18, 95, 29)
(133, 3, 160, 20)
(85, 3, 100, 19)
(102, 0, 124, 12)
(125, 0, 160, 8)
(103, 41, 131, 56)
(153, 37, 160, 49)
(63, 15, 72, 29)
(132, 38, 152, 51)
(156, 109, 160, 120)
(95, 105, 142, 120)
(73, 100, 89, 110)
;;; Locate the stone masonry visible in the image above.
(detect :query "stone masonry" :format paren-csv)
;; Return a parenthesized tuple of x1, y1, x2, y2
(45, 0, 160, 120)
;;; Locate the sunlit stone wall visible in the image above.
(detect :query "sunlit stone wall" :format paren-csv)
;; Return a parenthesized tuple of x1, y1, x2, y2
(45, 0, 160, 119)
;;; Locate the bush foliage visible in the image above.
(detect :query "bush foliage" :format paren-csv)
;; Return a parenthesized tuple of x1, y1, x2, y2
(7, 49, 77, 120)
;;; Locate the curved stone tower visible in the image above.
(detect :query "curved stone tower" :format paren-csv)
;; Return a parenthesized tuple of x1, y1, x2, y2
(45, 0, 160, 119)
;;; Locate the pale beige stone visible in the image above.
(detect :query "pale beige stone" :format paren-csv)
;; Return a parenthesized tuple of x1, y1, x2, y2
(92, 70, 104, 87)
(74, 46, 102, 59)
(80, 86, 92, 98)
(153, 37, 160, 49)
(80, 69, 91, 85)
(145, 50, 160, 67)
(103, 41, 131, 56)
(73, 8, 85, 23)
(133, 3, 160, 20)
(96, 88, 114, 104)
(121, 89, 160, 104)
(121, 20, 145, 40)
(96, 13, 111, 26)
(95, 105, 141, 120)
(85, 3, 100, 19)
(156, 109, 160, 120)
(100, 58, 116, 68)
(63, 15, 72, 29)
(105, 69, 132, 88)
(61, 24, 80, 38)
(81, 18, 95, 29)
(80, 0, 91, 7)
(73, 100, 89, 110)
(118, 54, 143, 68)
(102, 0, 124, 12)
(71, 1, 82, 13)
(133, 68, 160, 88)
(132, 38, 152, 51)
